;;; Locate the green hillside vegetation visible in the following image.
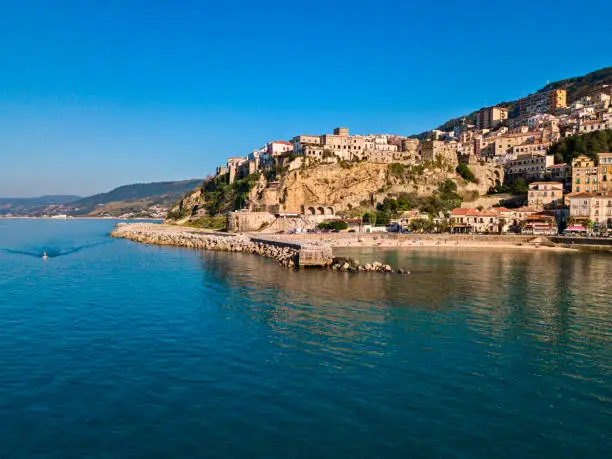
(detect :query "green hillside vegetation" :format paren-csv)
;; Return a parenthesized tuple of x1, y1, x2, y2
(365, 179, 462, 225)
(168, 173, 260, 221)
(456, 163, 478, 183)
(538, 66, 612, 101)
(70, 179, 202, 215)
(548, 130, 612, 164)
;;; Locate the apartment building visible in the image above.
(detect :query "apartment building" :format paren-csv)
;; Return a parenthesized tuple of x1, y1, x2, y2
(511, 141, 551, 157)
(528, 182, 564, 208)
(504, 154, 554, 182)
(291, 135, 321, 155)
(568, 193, 612, 228)
(571, 155, 598, 193)
(598, 152, 612, 193)
(476, 106, 508, 130)
(578, 118, 612, 134)
(484, 132, 540, 158)
(519, 89, 567, 119)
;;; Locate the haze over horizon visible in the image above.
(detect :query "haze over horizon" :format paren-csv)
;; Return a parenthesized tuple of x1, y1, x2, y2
(1, 0, 610, 198)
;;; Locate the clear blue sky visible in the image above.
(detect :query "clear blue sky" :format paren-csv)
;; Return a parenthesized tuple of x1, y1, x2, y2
(0, 0, 610, 197)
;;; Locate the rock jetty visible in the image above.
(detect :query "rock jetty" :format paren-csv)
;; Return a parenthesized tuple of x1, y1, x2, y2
(111, 223, 299, 267)
(111, 223, 405, 274)
(330, 257, 409, 274)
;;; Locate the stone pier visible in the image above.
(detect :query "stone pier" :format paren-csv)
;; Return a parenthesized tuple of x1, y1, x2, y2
(250, 236, 333, 267)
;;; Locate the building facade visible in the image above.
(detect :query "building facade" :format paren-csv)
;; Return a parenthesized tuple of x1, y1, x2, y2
(476, 106, 509, 130)
(504, 154, 554, 182)
(568, 193, 612, 228)
(571, 155, 598, 193)
(528, 182, 564, 208)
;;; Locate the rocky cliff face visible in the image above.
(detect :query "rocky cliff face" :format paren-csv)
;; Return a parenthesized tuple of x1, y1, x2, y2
(166, 159, 502, 222)
(251, 160, 501, 214)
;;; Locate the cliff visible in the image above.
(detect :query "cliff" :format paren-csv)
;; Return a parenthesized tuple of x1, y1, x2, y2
(167, 159, 502, 225)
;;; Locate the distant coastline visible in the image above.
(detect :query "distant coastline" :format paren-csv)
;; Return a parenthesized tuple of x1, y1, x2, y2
(0, 216, 164, 221)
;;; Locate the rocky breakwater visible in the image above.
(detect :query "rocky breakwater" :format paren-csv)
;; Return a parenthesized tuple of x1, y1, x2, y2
(111, 223, 299, 267)
(111, 223, 405, 274)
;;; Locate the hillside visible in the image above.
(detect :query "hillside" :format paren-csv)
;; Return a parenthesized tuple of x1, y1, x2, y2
(0, 195, 81, 216)
(0, 180, 203, 217)
(67, 179, 203, 217)
(413, 66, 612, 139)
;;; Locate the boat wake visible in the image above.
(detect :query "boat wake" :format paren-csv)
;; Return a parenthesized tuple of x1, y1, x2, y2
(1, 241, 110, 259)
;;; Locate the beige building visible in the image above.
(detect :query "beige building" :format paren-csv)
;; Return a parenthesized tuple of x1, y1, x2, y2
(571, 155, 598, 193)
(420, 140, 458, 164)
(598, 152, 612, 193)
(504, 154, 554, 182)
(484, 132, 541, 158)
(511, 141, 551, 157)
(568, 193, 612, 228)
(402, 138, 420, 154)
(578, 118, 612, 134)
(528, 182, 564, 208)
(450, 208, 499, 233)
(519, 89, 567, 119)
(291, 135, 321, 155)
(320, 127, 366, 161)
(476, 106, 508, 130)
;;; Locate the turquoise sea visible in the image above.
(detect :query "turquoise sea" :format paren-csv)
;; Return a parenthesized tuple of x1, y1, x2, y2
(0, 219, 610, 458)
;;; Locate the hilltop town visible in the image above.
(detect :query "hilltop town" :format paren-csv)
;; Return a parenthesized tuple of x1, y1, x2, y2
(169, 72, 612, 236)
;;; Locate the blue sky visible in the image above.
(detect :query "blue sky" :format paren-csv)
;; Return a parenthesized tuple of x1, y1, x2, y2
(0, 0, 610, 197)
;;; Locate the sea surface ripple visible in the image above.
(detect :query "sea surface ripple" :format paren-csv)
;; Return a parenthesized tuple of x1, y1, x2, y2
(0, 220, 610, 458)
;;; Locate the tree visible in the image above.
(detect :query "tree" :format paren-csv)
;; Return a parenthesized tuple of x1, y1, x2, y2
(363, 212, 377, 226)
(410, 218, 434, 233)
(318, 220, 348, 231)
(548, 130, 612, 164)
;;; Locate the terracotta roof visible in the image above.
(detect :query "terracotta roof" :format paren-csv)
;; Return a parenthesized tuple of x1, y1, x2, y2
(568, 192, 597, 198)
(548, 163, 567, 168)
(514, 206, 537, 213)
(529, 181, 564, 186)
(451, 208, 498, 217)
(270, 140, 292, 145)
(451, 208, 473, 215)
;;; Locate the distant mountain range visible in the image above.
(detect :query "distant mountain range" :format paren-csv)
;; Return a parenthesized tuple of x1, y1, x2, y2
(0, 180, 203, 218)
(412, 66, 612, 139)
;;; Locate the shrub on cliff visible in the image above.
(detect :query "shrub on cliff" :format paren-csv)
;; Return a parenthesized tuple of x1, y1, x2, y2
(456, 163, 478, 183)
(388, 163, 406, 177)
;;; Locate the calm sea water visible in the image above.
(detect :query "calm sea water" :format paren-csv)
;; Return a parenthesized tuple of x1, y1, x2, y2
(0, 219, 610, 458)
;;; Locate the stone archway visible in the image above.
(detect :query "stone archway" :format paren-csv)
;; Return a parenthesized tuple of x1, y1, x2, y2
(317, 206, 325, 215)
(325, 207, 334, 215)
(307, 207, 316, 215)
